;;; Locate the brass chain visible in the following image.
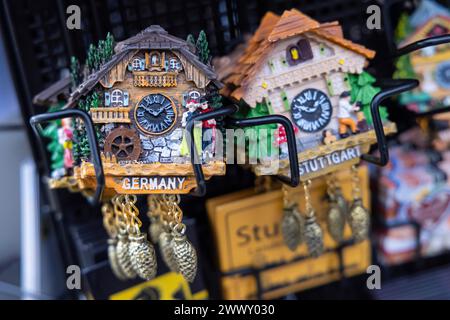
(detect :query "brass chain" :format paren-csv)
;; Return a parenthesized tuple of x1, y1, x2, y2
(113, 195, 128, 233)
(303, 180, 313, 218)
(102, 202, 116, 238)
(325, 173, 335, 200)
(351, 165, 361, 200)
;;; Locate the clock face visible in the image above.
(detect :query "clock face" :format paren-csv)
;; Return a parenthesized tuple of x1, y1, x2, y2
(291, 88, 332, 133)
(134, 94, 177, 135)
(436, 62, 450, 89)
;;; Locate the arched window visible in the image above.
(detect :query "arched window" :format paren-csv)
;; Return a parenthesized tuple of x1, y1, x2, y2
(132, 58, 141, 70)
(169, 58, 178, 70)
(111, 89, 123, 107)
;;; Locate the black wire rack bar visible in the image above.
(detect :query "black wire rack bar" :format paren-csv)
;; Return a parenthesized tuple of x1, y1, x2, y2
(361, 79, 420, 166)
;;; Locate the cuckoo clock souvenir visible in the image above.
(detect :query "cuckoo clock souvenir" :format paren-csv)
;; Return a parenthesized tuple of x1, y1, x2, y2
(220, 10, 397, 255)
(31, 27, 232, 283)
(394, 0, 450, 113)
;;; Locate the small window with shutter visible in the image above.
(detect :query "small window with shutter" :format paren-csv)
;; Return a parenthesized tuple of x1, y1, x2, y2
(104, 92, 111, 107)
(123, 92, 129, 106)
(286, 39, 313, 66)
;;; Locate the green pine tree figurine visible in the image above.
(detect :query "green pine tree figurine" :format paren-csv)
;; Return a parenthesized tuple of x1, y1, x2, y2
(196, 30, 210, 65)
(98, 39, 106, 65)
(349, 72, 388, 125)
(43, 121, 64, 171)
(87, 44, 97, 72)
(105, 32, 115, 61)
(186, 34, 196, 47)
(70, 56, 81, 88)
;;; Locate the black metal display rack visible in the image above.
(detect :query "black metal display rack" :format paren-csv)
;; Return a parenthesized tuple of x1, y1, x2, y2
(2, 0, 450, 299)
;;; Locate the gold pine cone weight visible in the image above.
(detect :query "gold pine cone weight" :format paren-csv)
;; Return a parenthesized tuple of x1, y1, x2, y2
(116, 233, 137, 279)
(159, 232, 179, 272)
(281, 207, 304, 251)
(172, 234, 198, 283)
(348, 199, 370, 242)
(108, 238, 127, 280)
(327, 202, 346, 243)
(128, 233, 157, 280)
(304, 214, 324, 258)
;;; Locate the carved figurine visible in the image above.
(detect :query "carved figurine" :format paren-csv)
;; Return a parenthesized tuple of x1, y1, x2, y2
(179, 98, 202, 158)
(59, 118, 74, 171)
(199, 97, 216, 161)
(322, 129, 337, 145)
(337, 91, 360, 138)
(274, 125, 288, 158)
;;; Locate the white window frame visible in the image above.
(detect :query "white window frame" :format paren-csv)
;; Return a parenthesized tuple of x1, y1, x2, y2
(111, 89, 124, 107)
(132, 58, 141, 70)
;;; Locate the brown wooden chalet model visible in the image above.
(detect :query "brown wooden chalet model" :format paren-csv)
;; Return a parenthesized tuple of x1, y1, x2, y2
(222, 10, 396, 180)
(58, 26, 225, 197)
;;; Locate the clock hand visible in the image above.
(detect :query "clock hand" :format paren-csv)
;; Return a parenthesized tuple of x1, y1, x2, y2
(143, 105, 160, 117)
(154, 107, 165, 116)
(142, 105, 153, 114)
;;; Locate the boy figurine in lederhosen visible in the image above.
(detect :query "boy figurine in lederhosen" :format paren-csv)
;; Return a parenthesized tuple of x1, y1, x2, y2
(337, 91, 360, 138)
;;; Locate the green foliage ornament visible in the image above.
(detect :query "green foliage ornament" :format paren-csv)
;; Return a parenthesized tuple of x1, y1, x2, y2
(348, 72, 388, 125)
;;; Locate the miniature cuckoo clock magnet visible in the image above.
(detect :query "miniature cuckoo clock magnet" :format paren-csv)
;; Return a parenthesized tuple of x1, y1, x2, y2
(31, 27, 232, 283)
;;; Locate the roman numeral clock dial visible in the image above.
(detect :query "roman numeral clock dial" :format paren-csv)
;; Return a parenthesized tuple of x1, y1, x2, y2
(134, 93, 176, 135)
(291, 88, 332, 133)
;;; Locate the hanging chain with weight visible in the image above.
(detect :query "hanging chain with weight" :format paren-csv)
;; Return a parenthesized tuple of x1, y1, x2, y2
(302, 180, 324, 258)
(124, 195, 157, 281)
(158, 195, 179, 273)
(102, 202, 127, 280)
(326, 173, 347, 244)
(281, 185, 304, 251)
(348, 165, 370, 242)
(168, 196, 198, 283)
(113, 195, 137, 279)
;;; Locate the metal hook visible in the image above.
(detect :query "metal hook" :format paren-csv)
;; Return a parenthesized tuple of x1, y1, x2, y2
(29, 109, 104, 206)
(361, 78, 419, 166)
(394, 34, 450, 58)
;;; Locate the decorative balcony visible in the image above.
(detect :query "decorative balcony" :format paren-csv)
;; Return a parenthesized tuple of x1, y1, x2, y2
(133, 71, 178, 87)
(89, 107, 131, 124)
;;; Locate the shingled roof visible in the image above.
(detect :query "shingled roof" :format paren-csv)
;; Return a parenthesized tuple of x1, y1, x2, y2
(222, 9, 375, 102)
(66, 25, 220, 108)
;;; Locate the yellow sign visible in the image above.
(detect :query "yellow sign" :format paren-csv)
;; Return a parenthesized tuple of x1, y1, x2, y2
(109, 272, 208, 300)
